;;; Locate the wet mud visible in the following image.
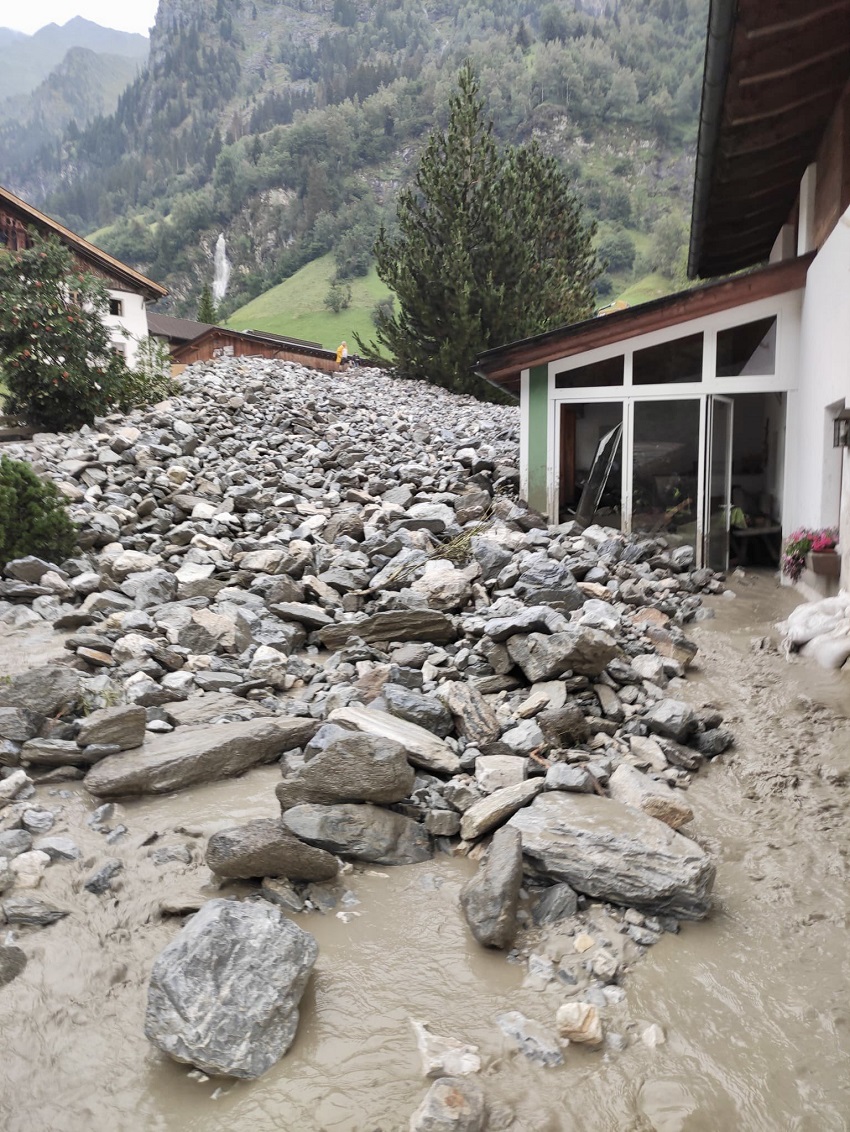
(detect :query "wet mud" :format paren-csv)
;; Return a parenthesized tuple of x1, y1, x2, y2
(2, 571, 849, 1131)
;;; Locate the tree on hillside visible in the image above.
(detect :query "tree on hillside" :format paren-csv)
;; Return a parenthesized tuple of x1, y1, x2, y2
(366, 63, 600, 399)
(197, 284, 218, 323)
(0, 234, 133, 432)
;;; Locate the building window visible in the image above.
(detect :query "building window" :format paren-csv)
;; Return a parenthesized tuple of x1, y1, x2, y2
(555, 355, 624, 389)
(109, 298, 123, 317)
(716, 317, 776, 377)
(111, 344, 126, 358)
(633, 333, 703, 385)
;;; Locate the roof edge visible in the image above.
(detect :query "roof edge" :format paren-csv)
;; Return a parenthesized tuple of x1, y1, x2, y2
(0, 186, 168, 301)
(688, 0, 739, 280)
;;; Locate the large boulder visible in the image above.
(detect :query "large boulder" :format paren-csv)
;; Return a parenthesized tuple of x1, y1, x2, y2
(459, 826, 522, 949)
(276, 733, 415, 811)
(508, 792, 714, 919)
(206, 818, 340, 881)
(283, 803, 433, 865)
(145, 899, 318, 1079)
(84, 717, 318, 796)
(0, 665, 83, 717)
(506, 628, 620, 683)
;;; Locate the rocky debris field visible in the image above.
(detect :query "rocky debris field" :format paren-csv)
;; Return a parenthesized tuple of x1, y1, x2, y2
(0, 359, 734, 1119)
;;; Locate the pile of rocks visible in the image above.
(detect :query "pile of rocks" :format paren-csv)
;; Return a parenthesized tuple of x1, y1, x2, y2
(0, 358, 732, 1085)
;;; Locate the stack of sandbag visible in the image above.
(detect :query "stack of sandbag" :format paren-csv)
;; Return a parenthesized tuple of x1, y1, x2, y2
(778, 592, 850, 669)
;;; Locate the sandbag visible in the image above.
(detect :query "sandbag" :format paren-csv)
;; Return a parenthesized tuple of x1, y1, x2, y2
(779, 593, 850, 646)
(800, 629, 850, 670)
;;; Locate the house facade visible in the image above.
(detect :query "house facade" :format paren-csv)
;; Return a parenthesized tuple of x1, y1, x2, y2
(0, 186, 166, 367)
(475, 0, 850, 590)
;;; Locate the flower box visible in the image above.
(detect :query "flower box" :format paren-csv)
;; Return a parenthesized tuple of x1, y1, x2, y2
(806, 551, 841, 577)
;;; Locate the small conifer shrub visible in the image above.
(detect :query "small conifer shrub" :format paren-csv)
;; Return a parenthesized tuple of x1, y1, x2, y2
(0, 456, 77, 570)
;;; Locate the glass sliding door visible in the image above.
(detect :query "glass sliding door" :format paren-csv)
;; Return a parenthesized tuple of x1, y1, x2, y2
(630, 400, 701, 550)
(704, 395, 734, 570)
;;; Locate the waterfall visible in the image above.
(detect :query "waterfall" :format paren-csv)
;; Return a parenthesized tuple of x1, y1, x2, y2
(212, 233, 231, 304)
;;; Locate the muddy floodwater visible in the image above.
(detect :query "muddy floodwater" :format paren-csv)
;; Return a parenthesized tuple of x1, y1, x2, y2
(2, 573, 849, 1131)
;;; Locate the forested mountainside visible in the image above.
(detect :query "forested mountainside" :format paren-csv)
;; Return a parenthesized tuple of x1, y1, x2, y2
(0, 50, 146, 186)
(12, 0, 709, 316)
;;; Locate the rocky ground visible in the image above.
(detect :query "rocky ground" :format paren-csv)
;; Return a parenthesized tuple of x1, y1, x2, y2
(0, 358, 736, 1126)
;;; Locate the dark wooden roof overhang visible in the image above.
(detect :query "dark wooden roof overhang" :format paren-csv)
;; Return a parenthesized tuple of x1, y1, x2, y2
(688, 0, 850, 279)
(0, 185, 167, 302)
(171, 325, 335, 364)
(474, 254, 812, 397)
(146, 312, 213, 344)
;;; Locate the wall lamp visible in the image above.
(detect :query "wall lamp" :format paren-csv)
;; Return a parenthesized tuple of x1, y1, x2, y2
(834, 409, 850, 448)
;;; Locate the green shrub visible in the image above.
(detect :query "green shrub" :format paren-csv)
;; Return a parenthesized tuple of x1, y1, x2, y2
(0, 234, 132, 432)
(0, 456, 77, 570)
(118, 336, 177, 411)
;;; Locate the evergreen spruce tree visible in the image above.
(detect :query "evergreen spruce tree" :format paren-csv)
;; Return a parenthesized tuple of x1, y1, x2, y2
(367, 63, 599, 399)
(197, 284, 218, 323)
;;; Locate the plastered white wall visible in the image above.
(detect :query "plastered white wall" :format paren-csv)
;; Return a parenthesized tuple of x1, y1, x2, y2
(103, 289, 149, 368)
(786, 205, 850, 540)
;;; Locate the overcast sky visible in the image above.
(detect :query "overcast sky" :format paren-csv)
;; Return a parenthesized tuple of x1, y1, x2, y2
(3, 1, 158, 36)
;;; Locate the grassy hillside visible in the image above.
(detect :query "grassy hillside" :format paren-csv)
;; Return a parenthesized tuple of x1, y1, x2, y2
(225, 255, 392, 350)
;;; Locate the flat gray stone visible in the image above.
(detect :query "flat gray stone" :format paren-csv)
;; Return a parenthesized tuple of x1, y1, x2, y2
(382, 684, 453, 738)
(508, 792, 714, 920)
(496, 1011, 563, 1067)
(145, 899, 318, 1079)
(318, 609, 456, 650)
(283, 803, 433, 865)
(1, 894, 69, 926)
(608, 763, 693, 829)
(206, 818, 339, 881)
(84, 716, 318, 796)
(330, 705, 460, 775)
(643, 699, 698, 743)
(76, 705, 147, 751)
(459, 779, 543, 841)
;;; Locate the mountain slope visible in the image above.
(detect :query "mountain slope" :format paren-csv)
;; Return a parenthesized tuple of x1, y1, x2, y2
(0, 49, 145, 187)
(0, 17, 148, 100)
(225, 254, 392, 348)
(11, 0, 708, 318)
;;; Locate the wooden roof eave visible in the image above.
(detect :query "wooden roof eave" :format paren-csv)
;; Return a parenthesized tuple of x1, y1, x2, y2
(0, 185, 167, 302)
(689, 0, 850, 279)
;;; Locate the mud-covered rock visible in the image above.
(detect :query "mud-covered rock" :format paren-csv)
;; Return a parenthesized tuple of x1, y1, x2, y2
(206, 818, 339, 881)
(144, 898, 318, 1079)
(508, 792, 714, 919)
(459, 826, 522, 949)
(283, 802, 433, 865)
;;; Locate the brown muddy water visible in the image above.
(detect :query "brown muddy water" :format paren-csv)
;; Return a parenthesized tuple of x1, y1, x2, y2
(2, 572, 850, 1131)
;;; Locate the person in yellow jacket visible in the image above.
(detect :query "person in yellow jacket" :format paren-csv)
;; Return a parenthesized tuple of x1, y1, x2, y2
(335, 340, 348, 368)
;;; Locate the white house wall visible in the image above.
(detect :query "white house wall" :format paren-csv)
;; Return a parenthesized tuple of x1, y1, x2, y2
(103, 289, 150, 368)
(792, 203, 850, 579)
